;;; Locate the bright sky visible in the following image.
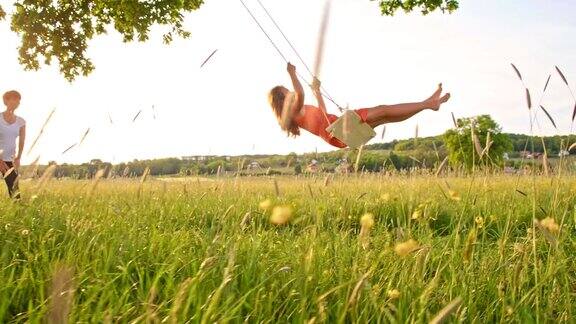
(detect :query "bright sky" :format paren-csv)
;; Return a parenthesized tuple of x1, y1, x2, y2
(1, 0, 575, 164)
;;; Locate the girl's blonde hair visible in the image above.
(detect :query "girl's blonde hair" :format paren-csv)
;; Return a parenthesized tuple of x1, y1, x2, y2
(268, 86, 300, 137)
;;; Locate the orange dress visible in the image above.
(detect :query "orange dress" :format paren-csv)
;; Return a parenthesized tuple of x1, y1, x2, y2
(294, 105, 369, 148)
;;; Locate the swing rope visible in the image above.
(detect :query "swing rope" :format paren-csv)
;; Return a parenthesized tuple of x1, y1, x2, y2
(239, 0, 344, 112)
(254, 0, 343, 112)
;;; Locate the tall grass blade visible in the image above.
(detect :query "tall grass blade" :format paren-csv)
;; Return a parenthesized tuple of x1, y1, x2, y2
(27, 108, 56, 155)
(46, 264, 75, 324)
(539, 105, 557, 129)
(555, 65, 569, 86)
(429, 296, 462, 324)
(200, 49, 218, 68)
(511, 63, 523, 81)
(79, 128, 90, 146)
(543, 74, 551, 93)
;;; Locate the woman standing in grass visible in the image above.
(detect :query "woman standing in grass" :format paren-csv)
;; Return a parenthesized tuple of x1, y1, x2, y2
(268, 63, 451, 148)
(0, 90, 26, 199)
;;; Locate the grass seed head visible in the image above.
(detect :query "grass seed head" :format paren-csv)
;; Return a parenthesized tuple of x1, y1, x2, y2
(360, 213, 375, 230)
(387, 289, 401, 300)
(394, 239, 420, 257)
(539, 217, 559, 234)
(448, 190, 461, 201)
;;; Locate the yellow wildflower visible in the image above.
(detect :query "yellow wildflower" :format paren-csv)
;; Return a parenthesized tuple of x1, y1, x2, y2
(270, 206, 292, 225)
(259, 199, 273, 211)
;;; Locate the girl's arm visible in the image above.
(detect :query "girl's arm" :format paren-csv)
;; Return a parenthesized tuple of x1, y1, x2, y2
(287, 63, 304, 115)
(311, 77, 327, 115)
(15, 125, 25, 169)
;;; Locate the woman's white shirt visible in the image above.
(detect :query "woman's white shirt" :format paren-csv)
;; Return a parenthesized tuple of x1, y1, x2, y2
(0, 115, 26, 161)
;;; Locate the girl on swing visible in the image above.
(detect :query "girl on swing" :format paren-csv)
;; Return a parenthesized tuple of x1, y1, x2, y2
(268, 63, 451, 148)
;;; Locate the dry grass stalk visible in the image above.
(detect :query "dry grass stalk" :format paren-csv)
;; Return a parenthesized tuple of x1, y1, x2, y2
(145, 286, 159, 323)
(23, 155, 41, 179)
(463, 228, 477, 263)
(3, 167, 15, 179)
(200, 49, 218, 68)
(543, 74, 551, 92)
(169, 278, 193, 324)
(429, 296, 463, 324)
(46, 264, 75, 324)
(201, 248, 236, 324)
(346, 272, 371, 308)
(542, 153, 550, 176)
(451, 112, 458, 128)
(27, 108, 56, 155)
(307, 183, 314, 198)
(381, 125, 386, 140)
(141, 167, 151, 184)
(78, 128, 90, 146)
(435, 157, 449, 177)
(354, 145, 364, 173)
(240, 212, 252, 230)
(323, 175, 330, 187)
(471, 127, 483, 157)
(273, 178, 280, 197)
(132, 110, 142, 122)
(36, 164, 57, 190)
(62, 144, 76, 155)
(414, 123, 419, 146)
(89, 169, 106, 195)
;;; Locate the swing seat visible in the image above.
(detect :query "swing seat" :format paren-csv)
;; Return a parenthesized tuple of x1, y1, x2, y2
(326, 110, 376, 149)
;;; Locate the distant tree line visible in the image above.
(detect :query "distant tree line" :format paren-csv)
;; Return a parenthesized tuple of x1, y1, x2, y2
(25, 123, 575, 178)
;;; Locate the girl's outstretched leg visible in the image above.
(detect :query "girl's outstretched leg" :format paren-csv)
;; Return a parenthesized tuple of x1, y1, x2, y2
(362, 84, 450, 128)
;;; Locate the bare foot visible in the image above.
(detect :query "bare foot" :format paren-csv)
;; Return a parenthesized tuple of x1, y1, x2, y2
(428, 93, 451, 111)
(425, 83, 443, 102)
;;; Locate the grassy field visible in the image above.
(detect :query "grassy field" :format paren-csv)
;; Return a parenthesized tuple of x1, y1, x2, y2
(1, 173, 575, 323)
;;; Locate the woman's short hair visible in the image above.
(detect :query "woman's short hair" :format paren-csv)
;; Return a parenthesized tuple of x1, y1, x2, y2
(3, 90, 21, 102)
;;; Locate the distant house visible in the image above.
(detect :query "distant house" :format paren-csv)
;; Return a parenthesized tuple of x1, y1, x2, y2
(558, 150, 570, 157)
(519, 151, 543, 159)
(335, 159, 352, 174)
(306, 159, 320, 173)
(247, 161, 261, 170)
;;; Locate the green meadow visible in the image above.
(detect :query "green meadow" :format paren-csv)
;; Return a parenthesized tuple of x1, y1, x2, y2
(1, 173, 575, 323)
